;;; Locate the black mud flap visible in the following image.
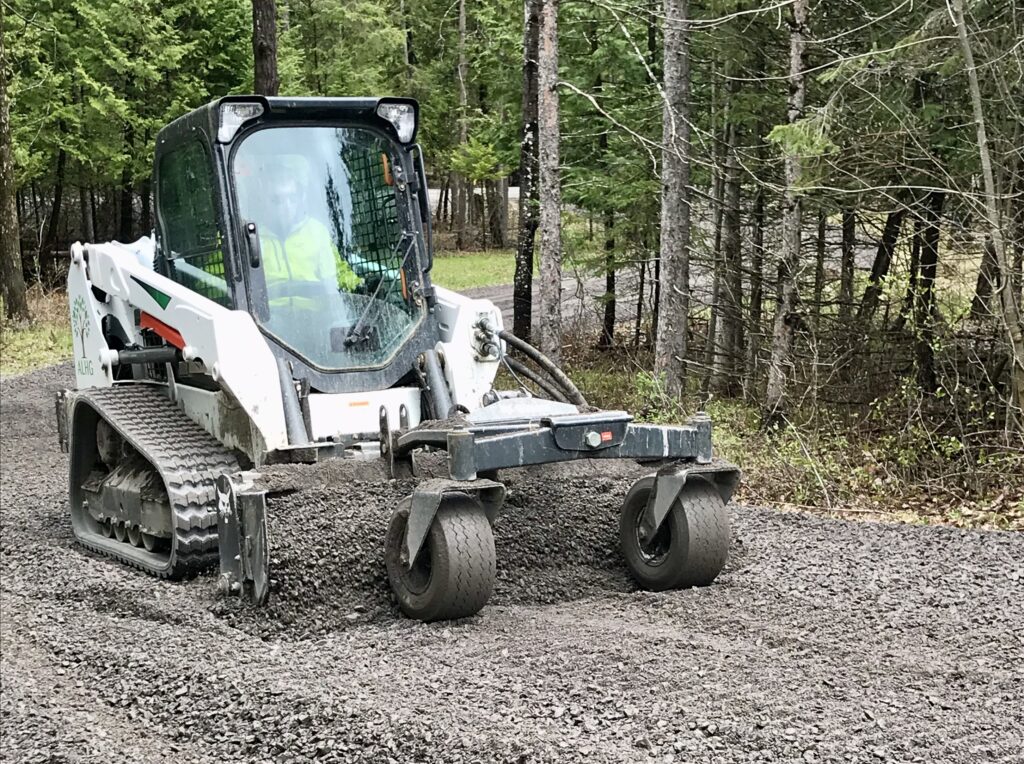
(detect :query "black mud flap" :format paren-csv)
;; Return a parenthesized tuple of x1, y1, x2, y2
(216, 473, 270, 605)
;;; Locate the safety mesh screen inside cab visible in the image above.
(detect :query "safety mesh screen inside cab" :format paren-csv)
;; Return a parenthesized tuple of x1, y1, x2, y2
(338, 145, 401, 279)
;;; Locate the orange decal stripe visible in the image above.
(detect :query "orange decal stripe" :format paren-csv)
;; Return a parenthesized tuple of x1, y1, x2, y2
(140, 312, 186, 350)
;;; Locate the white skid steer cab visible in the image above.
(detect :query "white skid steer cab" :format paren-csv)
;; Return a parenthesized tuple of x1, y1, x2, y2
(57, 96, 740, 621)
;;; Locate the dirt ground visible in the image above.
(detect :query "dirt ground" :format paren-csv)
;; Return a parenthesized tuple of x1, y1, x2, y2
(1, 363, 1022, 763)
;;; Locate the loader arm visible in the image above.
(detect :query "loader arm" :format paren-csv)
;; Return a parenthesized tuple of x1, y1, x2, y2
(67, 240, 290, 454)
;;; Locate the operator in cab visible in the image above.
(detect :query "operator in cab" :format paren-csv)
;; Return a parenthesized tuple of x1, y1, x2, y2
(259, 168, 362, 308)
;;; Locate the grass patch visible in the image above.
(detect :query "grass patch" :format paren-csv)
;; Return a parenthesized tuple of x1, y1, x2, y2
(1, 288, 72, 377)
(430, 249, 520, 291)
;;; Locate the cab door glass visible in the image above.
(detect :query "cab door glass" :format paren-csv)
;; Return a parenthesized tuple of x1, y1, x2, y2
(158, 141, 230, 306)
(231, 126, 423, 371)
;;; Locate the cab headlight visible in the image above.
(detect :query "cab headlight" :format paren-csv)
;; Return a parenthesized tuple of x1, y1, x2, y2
(376, 101, 417, 144)
(218, 101, 265, 143)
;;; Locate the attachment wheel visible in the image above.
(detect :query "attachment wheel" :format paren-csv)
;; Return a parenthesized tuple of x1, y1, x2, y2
(384, 493, 496, 622)
(619, 476, 729, 590)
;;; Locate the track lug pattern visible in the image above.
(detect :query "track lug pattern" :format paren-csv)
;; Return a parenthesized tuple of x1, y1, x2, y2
(70, 384, 240, 579)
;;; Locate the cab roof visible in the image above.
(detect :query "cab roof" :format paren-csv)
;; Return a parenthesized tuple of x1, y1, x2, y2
(156, 96, 418, 150)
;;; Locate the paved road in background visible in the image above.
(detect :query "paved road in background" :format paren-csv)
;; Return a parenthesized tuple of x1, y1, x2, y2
(464, 275, 608, 330)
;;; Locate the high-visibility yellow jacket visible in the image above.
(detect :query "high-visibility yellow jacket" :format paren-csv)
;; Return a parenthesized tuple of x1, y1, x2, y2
(261, 218, 361, 306)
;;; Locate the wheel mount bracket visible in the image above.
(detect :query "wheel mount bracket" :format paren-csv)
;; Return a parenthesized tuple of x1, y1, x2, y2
(638, 463, 741, 545)
(405, 478, 505, 568)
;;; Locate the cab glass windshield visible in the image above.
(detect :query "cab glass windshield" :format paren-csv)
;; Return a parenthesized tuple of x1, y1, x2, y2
(232, 126, 422, 370)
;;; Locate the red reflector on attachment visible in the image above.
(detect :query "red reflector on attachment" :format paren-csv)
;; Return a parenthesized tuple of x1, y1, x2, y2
(601, 431, 613, 442)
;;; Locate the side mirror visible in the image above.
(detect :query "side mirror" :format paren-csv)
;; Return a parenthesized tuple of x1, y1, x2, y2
(410, 145, 433, 272)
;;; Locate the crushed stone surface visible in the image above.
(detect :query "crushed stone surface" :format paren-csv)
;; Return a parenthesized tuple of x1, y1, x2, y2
(2, 363, 1023, 763)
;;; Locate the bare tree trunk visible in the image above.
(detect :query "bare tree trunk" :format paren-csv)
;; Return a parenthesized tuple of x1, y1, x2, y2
(646, 1, 661, 348)
(140, 177, 151, 234)
(89, 187, 98, 241)
(953, 0, 1024, 420)
(653, 0, 692, 398)
(513, 0, 540, 342)
(744, 181, 765, 399)
(634, 256, 647, 349)
(118, 148, 133, 243)
(252, 0, 279, 96)
(713, 123, 742, 396)
(1015, 209, 1024, 307)
(812, 208, 826, 330)
(762, 0, 807, 428)
(1011, 121, 1024, 305)
(895, 216, 921, 329)
(435, 176, 449, 227)
(0, 10, 29, 321)
(702, 157, 725, 395)
(494, 176, 508, 247)
(486, 179, 506, 248)
(915, 191, 943, 393)
(453, 178, 465, 247)
(399, 0, 413, 84)
(598, 211, 615, 348)
(971, 235, 998, 319)
(78, 183, 93, 242)
(42, 147, 67, 286)
(838, 208, 855, 322)
(455, 0, 470, 250)
(856, 208, 904, 324)
(536, 0, 562, 363)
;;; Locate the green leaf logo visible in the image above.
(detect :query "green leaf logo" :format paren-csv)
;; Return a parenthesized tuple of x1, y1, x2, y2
(71, 296, 91, 359)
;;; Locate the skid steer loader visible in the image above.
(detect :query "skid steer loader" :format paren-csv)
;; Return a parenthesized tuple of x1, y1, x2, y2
(56, 96, 740, 621)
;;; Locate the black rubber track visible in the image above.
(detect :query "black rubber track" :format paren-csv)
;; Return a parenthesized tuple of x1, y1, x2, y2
(68, 384, 240, 578)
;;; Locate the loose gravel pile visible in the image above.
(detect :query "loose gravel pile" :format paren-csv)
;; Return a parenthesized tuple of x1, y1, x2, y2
(3, 362, 1023, 763)
(215, 460, 640, 639)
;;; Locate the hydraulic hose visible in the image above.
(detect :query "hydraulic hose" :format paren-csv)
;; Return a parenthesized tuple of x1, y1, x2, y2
(496, 330, 588, 407)
(422, 349, 454, 419)
(504, 356, 569, 404)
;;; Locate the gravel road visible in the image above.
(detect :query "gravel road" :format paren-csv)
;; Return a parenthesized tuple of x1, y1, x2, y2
(2, 363, 1023, 763)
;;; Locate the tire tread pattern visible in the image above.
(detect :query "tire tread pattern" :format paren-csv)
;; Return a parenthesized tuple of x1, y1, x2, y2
(619, 477, 730, 590)
(437, 503, 496, 620)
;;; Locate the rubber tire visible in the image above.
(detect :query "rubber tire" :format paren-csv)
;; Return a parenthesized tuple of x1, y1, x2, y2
(619, 478, 729, 591)
(385, 494, 496, 622)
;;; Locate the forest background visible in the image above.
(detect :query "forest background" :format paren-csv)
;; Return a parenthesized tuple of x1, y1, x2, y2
(1, 0, 1022, 527)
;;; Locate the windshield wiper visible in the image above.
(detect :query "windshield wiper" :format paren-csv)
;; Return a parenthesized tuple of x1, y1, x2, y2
(344, 234, 415, 348)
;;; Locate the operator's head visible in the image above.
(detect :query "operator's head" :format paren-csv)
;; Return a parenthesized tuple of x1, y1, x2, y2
(269, 174, 305, 234)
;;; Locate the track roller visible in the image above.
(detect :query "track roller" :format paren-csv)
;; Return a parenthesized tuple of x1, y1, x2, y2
(619, 476, 730, 590)
(384, 493, 496, 622)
